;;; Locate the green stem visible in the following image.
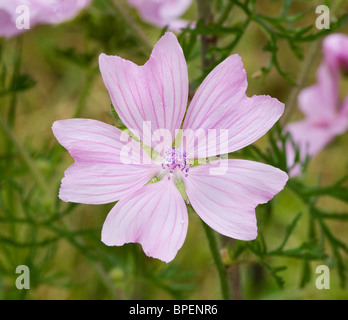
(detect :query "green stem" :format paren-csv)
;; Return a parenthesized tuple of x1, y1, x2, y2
(281, 0, 346, 125)
(0, 117, 51, 196)
(197, 0, 232, 300)
(197, 0, 216, 72)
(72, 69, 96, 118)
(217, 1, 234, 25)
(202, 221, 231, 300)
(281, 40, 320, 125)
(7, 38, 22, 128)
(110, 0, 152, 54)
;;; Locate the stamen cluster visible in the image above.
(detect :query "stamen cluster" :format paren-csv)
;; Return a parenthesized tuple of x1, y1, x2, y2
(161, 146, 191, 178)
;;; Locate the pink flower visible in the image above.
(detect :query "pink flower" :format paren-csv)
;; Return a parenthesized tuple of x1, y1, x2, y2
(52, 32, 288, 262)
(128, 0, 193, 31)
(285, 34, 348, 176)
(0, 0, 90, 38)
(323, 33, 348, 74)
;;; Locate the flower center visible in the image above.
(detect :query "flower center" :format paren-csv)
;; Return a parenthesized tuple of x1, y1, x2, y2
(161, 146, 191, 179)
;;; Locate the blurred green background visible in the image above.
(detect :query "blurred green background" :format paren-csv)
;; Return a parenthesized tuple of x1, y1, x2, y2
(0, 0, 348, 300)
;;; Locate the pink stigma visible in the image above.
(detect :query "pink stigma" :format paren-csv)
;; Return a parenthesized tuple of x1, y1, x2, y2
(161, 146, 191, 178)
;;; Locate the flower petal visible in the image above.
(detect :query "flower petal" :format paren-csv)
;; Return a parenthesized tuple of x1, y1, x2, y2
(298, 63, 338, 123)
(52, 118, 160, 204)
(285, 117, 348, 176)
(182, 55, 284, 159)
(99, 32, 188, 152)
(323, 33, 348, 72)
(286, 120, 334, 159)
(184, 159, 288, 240)
(0, 0, 90, 37)
(0, 11, 16, 37)
(38, 0, 91, 25)
(101, 178, 188, 263)
(158, 0, 192, 22)
(128, 0, 192, 30)
(340, 95, 348, 118)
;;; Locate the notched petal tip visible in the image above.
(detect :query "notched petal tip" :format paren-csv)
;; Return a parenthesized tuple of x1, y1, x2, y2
(57, 187, 70, 203)
(101, 239, 176, 263)
(98, 31, 188, 150)
(51, 119, 70, 146)
(51, 120, 61, 134)
(142, 245, 176, 263)
(98, 52, 106, 66)
(183, 53, 286, 156)
(101, 180, 188, 263)
(238, 230, 258, 241)
(185, 159, 288, 241)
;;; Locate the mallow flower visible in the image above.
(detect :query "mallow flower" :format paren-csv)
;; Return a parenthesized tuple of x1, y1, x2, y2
(285, 33, 348, 177)
(128, 0, 193, 31)
(52, 32, 288, 262)
(0, 0, 90, 38)
(322, 33, 348, 76)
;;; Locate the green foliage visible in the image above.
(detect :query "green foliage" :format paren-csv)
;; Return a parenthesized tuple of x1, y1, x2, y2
(0, 41, 36, 98)
(231, 125, 348, 291)
(179, 0, 348, 87)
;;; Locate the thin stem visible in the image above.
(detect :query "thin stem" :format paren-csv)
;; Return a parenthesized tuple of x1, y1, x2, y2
(0, 117, 51, 196)
(281, 0, 346, 125)
(72, 69, 96, 118)
(111, 0, 152, 54)
(223, 238, 244, 300)
(217, 1, 234, 25)
(281, 40, 320, 125)
(197, 0, 216, 72)
(7, 38, 22, 128)
(202, 221, 231, 300)
(197, 0, 233, 300)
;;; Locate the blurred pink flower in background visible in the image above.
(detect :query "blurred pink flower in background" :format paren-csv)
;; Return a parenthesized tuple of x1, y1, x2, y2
(0, 0, 90, 38)
(323, 33, 348, 75)
(128, 0, 193, 31)
(52, 32, 288, 262)
(285, 33, 348, 177)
